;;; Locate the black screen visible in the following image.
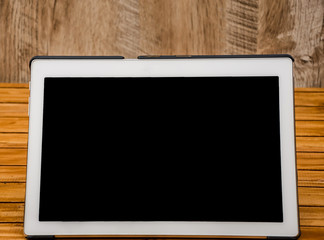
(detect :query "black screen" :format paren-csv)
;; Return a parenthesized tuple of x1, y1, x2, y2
(39, 77, 283, 222)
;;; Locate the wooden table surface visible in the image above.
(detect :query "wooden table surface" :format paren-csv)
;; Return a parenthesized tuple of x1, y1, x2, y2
(1, 1, 324, 87)
(0, 83, 324, 239)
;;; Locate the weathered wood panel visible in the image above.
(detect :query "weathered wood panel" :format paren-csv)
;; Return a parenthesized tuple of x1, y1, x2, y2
(226, 0, 258, 54)
(258, 0, 324, 87)
(1, 0, 323, 87)
(139, 0, 226, 56)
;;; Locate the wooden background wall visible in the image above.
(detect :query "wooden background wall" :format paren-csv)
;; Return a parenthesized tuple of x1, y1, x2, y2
(0, 0, 323, 87)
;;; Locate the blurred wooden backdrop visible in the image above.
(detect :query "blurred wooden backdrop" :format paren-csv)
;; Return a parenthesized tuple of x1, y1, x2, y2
(0, 0, 323, 87)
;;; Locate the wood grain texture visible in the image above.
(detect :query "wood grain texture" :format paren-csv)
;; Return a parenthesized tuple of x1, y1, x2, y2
(0, 118, 28, 133)
(48, 0, 129, 56)
(0, 0, 53, 84)
(297, 152, 324, 170)
(0, 183, 25, 202)
(0, 134, 28, 148)
(0, 89, 29, 103)
(296, 121, 324, 137)
(1, 0, 323, 87)
(295, 107, 324, 121)
(295, 88, 324, 92)
(139, 0, 226, 56)
(0, 104, 28, 118)
(226, 0, 258, 54)
(298, 187, 324, 206)
(299, 227, 324, 240)
(0, 224, 25, 240)
(0, 203, 24, 222)
(298, 170, 324, 187)
(0, 149, 27, 166)
(258, 0, 324, 87)
(0, 166, 26, 183)
(296, 137, 324, 152)
(299, 207, 324, 227)
(295, 92, 324, 106)
(0, 84, 29, 88)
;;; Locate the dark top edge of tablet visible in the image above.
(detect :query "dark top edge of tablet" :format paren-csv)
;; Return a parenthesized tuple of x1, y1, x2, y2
(29, 56, 125, 68)
(29, 54, 294, 69)
(137, 54, 294, 62)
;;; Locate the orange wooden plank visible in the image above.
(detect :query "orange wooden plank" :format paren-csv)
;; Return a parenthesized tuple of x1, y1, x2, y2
(0, 149, 27, 166)
(296, 121, 324, 137)
(0, 134, 28, 148)
(298, 171, 324, 188)
(295, 107, 324, 121)
(0, 166, 26, 182)
(296, 152, 324, 170)
(296, 137, 324, 152)
(295, 88, 324, 92)
(0, 104, 28, 117)
(0, 223, 25, 240)
(0, 89, 29, 103)
(298, 187, 324, 207)
(0, 183, 25, 202)
(299, 227, 324, 239)
(0, 203, 24, 222)
(295, 92, 324, 106)
(0, 83, 29, 88)
(299, 207, 324, 227)
(0, 118, 28, 133)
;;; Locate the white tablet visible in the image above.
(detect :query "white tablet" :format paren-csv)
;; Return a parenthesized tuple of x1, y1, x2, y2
(25, 55, 299, 239)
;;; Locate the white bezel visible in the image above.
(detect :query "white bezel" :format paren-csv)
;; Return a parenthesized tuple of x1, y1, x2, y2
(25, 57, 298, 238)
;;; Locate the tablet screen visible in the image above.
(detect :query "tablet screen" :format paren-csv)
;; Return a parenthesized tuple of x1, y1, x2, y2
(39, 77, 283, 222)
